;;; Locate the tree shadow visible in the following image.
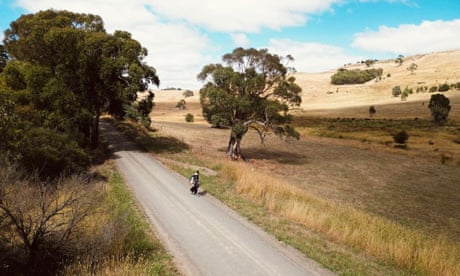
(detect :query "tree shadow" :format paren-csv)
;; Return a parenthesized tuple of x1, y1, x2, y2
(99, 119, 189, 157)
(241, 147, 310, 165)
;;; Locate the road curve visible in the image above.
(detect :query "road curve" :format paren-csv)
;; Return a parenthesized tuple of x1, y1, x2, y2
(100, 121, 335, 276)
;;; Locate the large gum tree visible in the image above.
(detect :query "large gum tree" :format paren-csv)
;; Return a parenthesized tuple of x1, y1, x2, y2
(198, 47, 302, 160)
(3, 10, 159, 149)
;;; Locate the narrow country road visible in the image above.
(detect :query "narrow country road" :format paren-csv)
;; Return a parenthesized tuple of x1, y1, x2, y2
(100, 121, 335, 276)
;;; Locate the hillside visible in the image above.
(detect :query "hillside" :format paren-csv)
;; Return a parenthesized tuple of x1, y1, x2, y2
(152, 49, 460, 122)
(295, 49, 460, 110)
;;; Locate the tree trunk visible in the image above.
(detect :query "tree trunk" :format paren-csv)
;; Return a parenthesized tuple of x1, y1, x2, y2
(227, 135, 242, 160)
(90, 110, 100, 149)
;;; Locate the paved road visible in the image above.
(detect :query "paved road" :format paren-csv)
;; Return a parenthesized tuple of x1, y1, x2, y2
(100, 121, 335, 276)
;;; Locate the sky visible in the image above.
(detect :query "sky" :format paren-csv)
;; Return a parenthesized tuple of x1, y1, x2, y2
(1, 0, 459, 90)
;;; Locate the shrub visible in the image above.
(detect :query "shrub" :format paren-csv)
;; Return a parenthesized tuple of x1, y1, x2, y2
(185, 113, 194, 123)
(369, 106, 376, 117)
(176, 99, 186, 110)
(19, 127, 90, 178)
(438, 83, 450, 92)
(393, 130, 409, 145)
(183, 90, 194, 98)
(401, 91, 408, 101)
(0, 163, 103, 275)
(429, 86, 438, 92)
(392, 86, 401, 97)
(428, 94, 451, 125)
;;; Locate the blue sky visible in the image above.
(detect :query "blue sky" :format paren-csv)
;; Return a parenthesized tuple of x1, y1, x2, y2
(1, 0, 459, 89)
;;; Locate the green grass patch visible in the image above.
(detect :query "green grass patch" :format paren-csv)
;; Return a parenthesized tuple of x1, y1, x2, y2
(100, 164, 178, 275)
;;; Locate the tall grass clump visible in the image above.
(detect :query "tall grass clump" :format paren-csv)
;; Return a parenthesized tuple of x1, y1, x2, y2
(221, 162, 460, 275)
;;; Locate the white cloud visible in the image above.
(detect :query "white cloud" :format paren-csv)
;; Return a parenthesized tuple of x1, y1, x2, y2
(12, 0, 346, 88)
(230, 33, 249, 47)
(268, 38, 364, 73)
(147, 0, 341, 32)
(15, 0, 216, 89)
(352, 19, 460, 55)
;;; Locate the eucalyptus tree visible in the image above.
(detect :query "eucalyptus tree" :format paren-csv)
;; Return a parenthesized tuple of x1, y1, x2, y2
(1, 10, 158, 176)
(3, 9, 159, 148)
(198, 47, 302, 160)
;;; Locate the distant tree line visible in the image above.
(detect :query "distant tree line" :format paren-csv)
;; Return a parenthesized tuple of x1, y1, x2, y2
(331, 68, 383, 85)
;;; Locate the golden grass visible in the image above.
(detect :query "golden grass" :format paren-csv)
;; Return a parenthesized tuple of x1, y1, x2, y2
(61, 254, 152, 276)
(222, 162, 460, 276)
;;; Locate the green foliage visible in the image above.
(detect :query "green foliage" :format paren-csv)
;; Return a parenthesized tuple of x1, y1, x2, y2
(401, 91, 408, 101)
(3, 9, 159, 148)
(176, 99, 186, 109)
(429, 86, 438, 92)
(185, 113, 194, 123)
(369, 106, 376, 117)
(198, 47, 302, 156)
(183, 90, 194, 97)
(19, 127, 90, 177)
(331, 68, 383, 85)
(0, 44, 9, 73)
(428, 94, 451, 125)
(407, 63, 418, 74)
(393, 130, 409, 144)
(395, 54, 404, 66)
(438, 83, 450, 92)
(1, 10, 159, 175)
(392, 86, 402, 97)
(137, 91, 155, 118)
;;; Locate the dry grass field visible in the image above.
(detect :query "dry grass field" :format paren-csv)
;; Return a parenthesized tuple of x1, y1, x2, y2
(146, 50, 460, 275)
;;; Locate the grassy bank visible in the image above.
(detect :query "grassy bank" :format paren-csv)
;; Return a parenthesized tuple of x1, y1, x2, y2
(61, 162, 178, 275)
(222, 162, 459, 275)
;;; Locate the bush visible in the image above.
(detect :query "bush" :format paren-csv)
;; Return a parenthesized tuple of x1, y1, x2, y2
(392, 86, 401, 97)
(428, 94, 451, 125)
(185, 113, 194, 123)
(429, 86, 438, 92)
(0, 163, 103, 275)
(19, 127, 90, 178)
(393, 130, 409, 145)
(369, 106, 376, 117)
(401, 91, 408, 101)
(176, 99, 186, 110)
(331, 68, 383, 85)
(183, 90, 194, 98)
(438, 83, 450, 92)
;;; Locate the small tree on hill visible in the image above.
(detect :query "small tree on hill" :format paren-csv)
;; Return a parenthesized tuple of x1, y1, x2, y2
(407, 63, 418, 75)
(369, 105, 376, 117)
(395, 54, 404, 66)
(428, 94, 451, 125)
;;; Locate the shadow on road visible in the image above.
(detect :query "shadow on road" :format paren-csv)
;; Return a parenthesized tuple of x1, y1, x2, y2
(99, 119, 190, 158)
